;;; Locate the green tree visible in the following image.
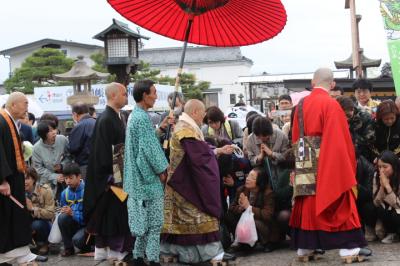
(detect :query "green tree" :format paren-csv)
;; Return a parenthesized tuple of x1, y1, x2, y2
(158, 73, 209, 100)
(90, 52, 115, 82)
(90, 52, 108, 73)
(131, 61, 161, 82)
(190, 80, 211, 100)
(4, 48, 74, 94)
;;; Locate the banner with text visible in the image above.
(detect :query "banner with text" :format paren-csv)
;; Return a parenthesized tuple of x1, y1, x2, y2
(34, 83, 174, 112)
(379, 0, 400, 95)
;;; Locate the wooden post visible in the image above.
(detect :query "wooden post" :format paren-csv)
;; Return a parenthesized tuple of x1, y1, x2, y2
(346, 0, 363, 78)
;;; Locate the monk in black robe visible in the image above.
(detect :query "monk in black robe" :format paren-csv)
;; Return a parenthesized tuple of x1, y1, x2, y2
(83, 83, 132, 262)
(0, 92, 37, 265)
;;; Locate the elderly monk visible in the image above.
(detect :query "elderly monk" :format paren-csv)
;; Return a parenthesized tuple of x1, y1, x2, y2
(160, 99, 235, 265)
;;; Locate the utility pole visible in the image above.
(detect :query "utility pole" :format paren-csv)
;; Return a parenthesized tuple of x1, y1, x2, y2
(345, 0, 363, 78)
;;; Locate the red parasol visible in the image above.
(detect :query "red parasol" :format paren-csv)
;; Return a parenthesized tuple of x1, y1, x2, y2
(108, 0, 287, 148)
(108, 0, 287, 47)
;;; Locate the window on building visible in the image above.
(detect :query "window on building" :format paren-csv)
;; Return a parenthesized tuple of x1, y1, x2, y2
(61, 49, 68, 55)
(230, 94, 236, 104)
(204, 93, 218, 108)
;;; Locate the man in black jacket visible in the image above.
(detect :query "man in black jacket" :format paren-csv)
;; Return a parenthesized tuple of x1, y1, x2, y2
(68, 103, 96, 179)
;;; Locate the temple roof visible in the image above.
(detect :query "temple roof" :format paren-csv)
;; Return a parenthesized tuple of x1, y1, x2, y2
(335, 53, 381, 69)
(53, 57, 109, 81)
(140, 46, 253, 67)
(93, 19, 149, 41)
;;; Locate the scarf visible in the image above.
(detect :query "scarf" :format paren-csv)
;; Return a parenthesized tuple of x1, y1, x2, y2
(0, 109, 26, 173)
(179, 112, 205, 141)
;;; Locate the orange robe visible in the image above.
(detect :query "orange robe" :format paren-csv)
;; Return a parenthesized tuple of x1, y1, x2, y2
(289, 88, 361, 232)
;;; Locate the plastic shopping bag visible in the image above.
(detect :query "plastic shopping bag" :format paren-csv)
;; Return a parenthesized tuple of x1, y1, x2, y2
(234, 206, 258, 247)
(48, 213, 62, 243)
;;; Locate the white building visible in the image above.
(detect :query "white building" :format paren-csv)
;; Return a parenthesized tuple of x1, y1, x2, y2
(140, 46, 253, 111)
(1, 40, 253, 111)
(238, 70, 350, 112)
(0, 38, 103, 76)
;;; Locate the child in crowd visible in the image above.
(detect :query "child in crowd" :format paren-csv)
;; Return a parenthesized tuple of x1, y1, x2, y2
(58, 163, 87, 256)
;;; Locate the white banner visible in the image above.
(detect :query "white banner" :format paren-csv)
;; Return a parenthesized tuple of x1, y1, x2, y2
(34, 83, 174, 112)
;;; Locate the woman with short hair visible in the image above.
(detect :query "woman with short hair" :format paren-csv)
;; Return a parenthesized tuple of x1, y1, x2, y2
(32, 119, 71, 200)
(225, 166, 280, 252)
(202, 106, 243, 144)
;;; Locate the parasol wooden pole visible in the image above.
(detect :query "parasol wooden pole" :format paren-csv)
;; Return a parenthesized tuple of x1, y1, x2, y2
(163, 14, 194, 150)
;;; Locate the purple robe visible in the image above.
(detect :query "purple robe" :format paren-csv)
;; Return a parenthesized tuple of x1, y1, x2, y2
(163, 138, 221, 245)
(168, 139, 221, 218)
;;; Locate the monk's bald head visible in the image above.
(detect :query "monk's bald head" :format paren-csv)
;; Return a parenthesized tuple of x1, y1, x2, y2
(105, 82, 125, 100)
(184, 99, 204, 114)
(5, 92, 29, 120)
(184, 99, 205, 126)
(6, 92, 25, 108)
(105, 82, 127, 109)
(312, 68, 335, 90)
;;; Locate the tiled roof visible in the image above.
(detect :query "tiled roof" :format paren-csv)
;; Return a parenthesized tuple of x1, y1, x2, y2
(0, 39, 102, 55)
(140, 46, 253, 66)
(0, 38, 252, 66)
(93, 19, 149, 41)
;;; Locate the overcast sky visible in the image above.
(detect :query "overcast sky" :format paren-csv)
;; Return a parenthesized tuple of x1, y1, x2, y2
(0, 0, 389, 83)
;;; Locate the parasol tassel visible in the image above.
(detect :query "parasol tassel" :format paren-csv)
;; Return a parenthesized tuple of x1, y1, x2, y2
(85, 233, 92, 245)
(9, 194, 25, 209)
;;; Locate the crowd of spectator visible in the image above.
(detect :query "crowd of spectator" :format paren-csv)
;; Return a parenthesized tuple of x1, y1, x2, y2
(4, 76, 400, 266)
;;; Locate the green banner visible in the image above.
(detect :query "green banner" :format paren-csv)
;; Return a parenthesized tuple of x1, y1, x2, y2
(379, 0, 400, 95)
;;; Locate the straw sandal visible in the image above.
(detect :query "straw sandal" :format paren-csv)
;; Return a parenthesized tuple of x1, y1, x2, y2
(297, 250, 324, 262)
(341, 248, 372, 264)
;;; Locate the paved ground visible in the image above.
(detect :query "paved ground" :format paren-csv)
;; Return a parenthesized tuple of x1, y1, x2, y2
(32, 242, 400, 266)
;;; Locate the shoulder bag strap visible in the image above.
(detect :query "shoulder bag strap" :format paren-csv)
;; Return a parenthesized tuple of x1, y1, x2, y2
(297, 98, 306, 138)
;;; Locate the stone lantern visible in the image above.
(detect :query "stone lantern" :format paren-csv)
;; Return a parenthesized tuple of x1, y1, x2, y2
(93, 19, 149, 86)
(53, 56, 109, 106)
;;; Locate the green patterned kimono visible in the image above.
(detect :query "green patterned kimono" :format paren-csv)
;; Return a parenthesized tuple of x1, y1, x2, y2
(124, 106, 168, 262)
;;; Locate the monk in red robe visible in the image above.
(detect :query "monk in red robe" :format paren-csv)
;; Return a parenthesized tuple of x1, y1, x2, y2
(290, 68, 371, 263)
